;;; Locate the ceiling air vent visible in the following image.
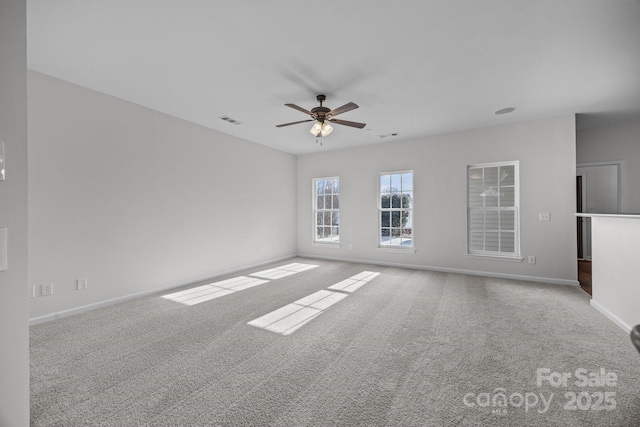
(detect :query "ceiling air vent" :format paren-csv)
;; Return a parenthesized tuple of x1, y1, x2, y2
(219, 115, 243, 125)
(378, 132, 399, 139)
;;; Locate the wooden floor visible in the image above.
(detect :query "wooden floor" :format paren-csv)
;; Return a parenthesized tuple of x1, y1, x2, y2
(578, 259, 592, 295)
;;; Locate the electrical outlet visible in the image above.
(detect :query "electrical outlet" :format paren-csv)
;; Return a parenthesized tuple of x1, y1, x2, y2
(538, 213, 550, 221)
(528, 256, 536, 264)
(41, 283, 53, 296)
(348, 244, 353, 250)
(77, 277, 87, 290)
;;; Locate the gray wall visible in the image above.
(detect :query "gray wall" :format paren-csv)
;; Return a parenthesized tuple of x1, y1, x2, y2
(577, 118, 640, 213)
(297, 115, 578, 284)
(28, 71, 297, 320)
(0, 0, 29, 424)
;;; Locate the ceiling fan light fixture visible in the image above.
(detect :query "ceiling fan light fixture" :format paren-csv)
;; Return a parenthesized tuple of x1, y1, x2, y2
(320, 122, 333, 137)
(309, 121, 333, 137)
(309, 122, 323, 136)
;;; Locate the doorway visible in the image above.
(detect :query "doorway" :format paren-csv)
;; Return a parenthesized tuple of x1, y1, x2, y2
(575, 161, 623, 295)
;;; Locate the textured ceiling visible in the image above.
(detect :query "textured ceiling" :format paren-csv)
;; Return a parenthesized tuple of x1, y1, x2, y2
(27, 0, 640, 155)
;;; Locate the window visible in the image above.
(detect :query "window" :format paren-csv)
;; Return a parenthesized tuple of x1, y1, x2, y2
(314, 177, 339, 243)
(467, 161, 520, 258)
(379, 171, 413, 247)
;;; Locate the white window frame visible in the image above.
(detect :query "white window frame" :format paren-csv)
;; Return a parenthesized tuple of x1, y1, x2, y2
(313, 177, 340, 245)
(378, 170, 414, 250)
(467, 161, 521, 260)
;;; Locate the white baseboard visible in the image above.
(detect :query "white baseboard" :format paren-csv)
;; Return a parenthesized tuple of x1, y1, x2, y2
(590, 299, 632, 334)
(297, 253, 580, 287)
(29, 254, 297, 326)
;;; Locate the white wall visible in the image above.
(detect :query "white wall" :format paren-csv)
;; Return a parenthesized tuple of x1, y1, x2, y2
(0, 0, 30, 424)
(298, 116, 578, 284)
(577, 118, 640, 213)
(590, 215, 640, 332)
(576, 165, 619, 214)
(28, 71, 297, 320)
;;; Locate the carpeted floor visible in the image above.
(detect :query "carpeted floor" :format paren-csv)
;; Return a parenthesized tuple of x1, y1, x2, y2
(30, 258, 640, 426)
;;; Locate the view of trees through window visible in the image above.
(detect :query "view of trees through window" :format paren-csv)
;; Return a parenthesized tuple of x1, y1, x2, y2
(314, 177, 339, 243)
(379, 171, 413, 247)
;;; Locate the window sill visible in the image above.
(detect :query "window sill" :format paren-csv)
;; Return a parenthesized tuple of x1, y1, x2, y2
(313, 242, 341, 248)
(466, 253, 523, 263)
(377, 246, 417, 254)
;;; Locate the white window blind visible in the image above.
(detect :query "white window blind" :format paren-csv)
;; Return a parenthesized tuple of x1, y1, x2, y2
(467, 162, 520, 257)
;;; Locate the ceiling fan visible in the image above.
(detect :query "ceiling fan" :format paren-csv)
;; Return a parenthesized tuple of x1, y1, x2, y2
(276, 94, 366, 137)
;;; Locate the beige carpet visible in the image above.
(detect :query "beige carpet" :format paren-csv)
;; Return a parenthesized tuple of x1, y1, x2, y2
(31, 258, 640, 426)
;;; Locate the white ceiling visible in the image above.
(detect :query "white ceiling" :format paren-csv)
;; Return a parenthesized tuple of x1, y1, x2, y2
(27, 0, 640, 155)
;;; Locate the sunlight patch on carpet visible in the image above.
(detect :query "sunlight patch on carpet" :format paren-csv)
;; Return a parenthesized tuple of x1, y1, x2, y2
(162, 276, 270, 306)
(328, 271, 380, 293)
(249, 262, 319, 279)
(248, 290, 347, 335)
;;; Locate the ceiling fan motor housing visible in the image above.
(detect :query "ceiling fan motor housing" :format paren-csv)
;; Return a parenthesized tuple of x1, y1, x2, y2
(312, 95, 330, 121)
(311, 106, 331, 120)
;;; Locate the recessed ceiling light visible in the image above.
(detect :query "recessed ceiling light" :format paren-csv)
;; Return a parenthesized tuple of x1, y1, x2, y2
(494, 107, 516, 115)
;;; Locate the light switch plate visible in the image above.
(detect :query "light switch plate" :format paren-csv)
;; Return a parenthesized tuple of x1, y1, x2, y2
(0, 228, 7, 271)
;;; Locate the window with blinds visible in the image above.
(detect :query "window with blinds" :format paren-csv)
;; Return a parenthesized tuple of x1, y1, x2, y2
(313, 177, 340, 243)
(467, 162, 520, 257)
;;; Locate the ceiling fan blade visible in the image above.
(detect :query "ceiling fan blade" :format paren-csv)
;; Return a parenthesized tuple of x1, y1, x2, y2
(328, 118, 366, 129)
(285, 103, 314, 116)
(276, 119, 313, 128)
(328, 102, 359, 117)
